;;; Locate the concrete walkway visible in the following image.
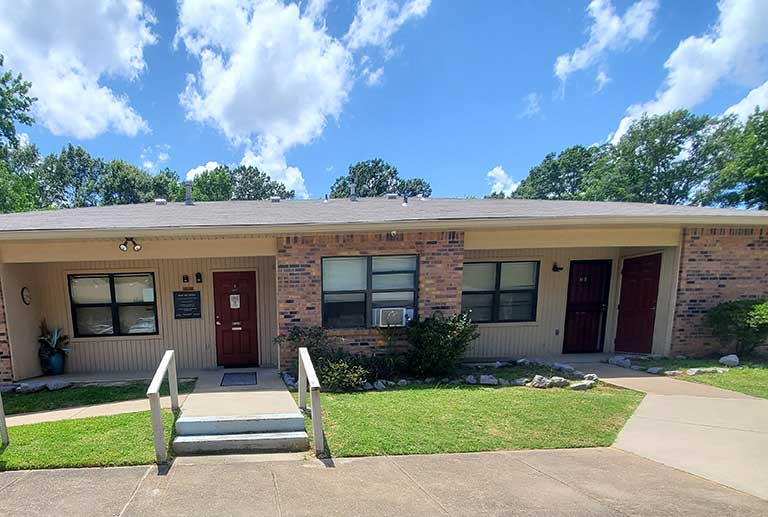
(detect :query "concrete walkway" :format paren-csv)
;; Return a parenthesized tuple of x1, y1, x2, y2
(1, 448, 765, 516)
(585, 362, 768, 500)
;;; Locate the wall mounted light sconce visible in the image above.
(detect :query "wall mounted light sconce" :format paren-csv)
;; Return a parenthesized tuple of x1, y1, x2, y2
(195, 272, 203, 283)
(182, 274, 190, 283)
(552, 262, 564, 272)
(119, 237, 142, 252)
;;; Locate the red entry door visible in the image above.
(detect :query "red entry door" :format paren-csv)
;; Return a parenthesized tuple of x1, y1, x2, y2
(213, 271, 259, 367)
(615, 254, 662, 354)
(563, 260, 613, 354)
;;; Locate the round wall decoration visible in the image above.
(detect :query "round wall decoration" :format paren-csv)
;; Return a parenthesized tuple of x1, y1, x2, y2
(21, 286, 31, 306)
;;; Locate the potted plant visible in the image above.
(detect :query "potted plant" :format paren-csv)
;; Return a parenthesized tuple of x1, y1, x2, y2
(38, 321, 70, 375)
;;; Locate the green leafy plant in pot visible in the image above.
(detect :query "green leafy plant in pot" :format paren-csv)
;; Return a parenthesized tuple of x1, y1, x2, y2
(38, 321, 70, 375)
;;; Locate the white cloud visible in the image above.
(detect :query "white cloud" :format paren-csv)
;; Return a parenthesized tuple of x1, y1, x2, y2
(345, 0, 430, 51)
(185, 161, 220, 181)
(519, 93, 542, 118)
(140, 144, 171, 171)
(725, 80, 768, 121)
(595, 68, 611, 92)
(0, 0, 156, 139)
(612, 0, 768, 143)
(176, 0, 429, 198)
(554, 0, 657, 90)
(486, 166, 519, 197)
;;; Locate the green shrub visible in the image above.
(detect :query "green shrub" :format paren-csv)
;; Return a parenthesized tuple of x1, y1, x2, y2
(406, 313, 479, 377)
(317, 359, 369, 391)
(705, 299, 768, 354)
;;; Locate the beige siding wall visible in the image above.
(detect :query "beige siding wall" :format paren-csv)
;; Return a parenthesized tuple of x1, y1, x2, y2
(0, 263, 44, 379)
(18, 256, 278, 376)
(464, 246, 679, 359)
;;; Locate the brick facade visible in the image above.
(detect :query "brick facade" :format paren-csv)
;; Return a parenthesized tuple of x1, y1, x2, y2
(0, 275, 13, 383)
(671, 227, 768, 357)
(276, 231, 465, 367)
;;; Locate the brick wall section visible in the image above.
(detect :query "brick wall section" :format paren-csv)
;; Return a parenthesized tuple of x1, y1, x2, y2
(671, 226, 768, 357)
(0, 275, 13, 383)
(276, 231, 465, 367)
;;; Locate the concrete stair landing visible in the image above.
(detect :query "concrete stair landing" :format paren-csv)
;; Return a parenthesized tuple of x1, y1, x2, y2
(172, 413, 309, 455)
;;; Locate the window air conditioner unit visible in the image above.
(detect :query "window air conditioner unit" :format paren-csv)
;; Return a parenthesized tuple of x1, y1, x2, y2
(375, 307, 407, 327)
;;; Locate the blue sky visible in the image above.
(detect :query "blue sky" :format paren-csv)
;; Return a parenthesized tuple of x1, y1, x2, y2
(2, 0, 767, 198)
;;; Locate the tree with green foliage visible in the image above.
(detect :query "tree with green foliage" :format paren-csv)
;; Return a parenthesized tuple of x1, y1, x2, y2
(581, 110, 735, 205)
(701, 108, 768, 209)
(484, 191, 507, 199)
(33, 145, 105, 208)
(0, 54, 36, 159)
(97, 160, 154, 205)
(330, 159, 431, 198)
(515, 145, 603, 200)
(192, 165, 233, 201)
(232, 165, 294, 200)
(152, 167, 184, 201)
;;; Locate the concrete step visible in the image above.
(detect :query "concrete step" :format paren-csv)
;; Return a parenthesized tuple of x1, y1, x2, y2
(175, 413, 306, 436)
(173, 431, 310, 456)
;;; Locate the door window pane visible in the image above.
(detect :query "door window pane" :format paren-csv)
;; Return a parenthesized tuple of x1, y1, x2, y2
(323, 293, 366, 328)
(322, 258, 367, 291)
(115, 274, 155, 303)
(74, 306, 114, 335)
(70, 276, 111, 304)
(461, 293, 494, 322)
(500, 262, 538, 290)
(499, 291, 535, 321)
(372, 273, 415, 290)
(372, 255, 417, 272)
(463, 263, 496, 291)
(118, 305, 157, 334)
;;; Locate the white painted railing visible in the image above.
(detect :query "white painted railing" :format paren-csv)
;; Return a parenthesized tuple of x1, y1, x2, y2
(0, 392, 8, 446)
(146, 350, 179, 464)
(297, 347, 325, 455)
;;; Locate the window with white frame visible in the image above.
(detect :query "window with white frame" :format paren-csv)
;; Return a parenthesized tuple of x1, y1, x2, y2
(321, 255, 418, 329)
(68, 273, 158, 337)
(461, 261, 539, 323)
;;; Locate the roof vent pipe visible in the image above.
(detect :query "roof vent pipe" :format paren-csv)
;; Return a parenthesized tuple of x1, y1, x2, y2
(402, 194, 408, 207)
(154, 198, 167, 206)
(184, 181, 193, 206)
(270, 196, 281, 203)
(350, 181, 357, 202)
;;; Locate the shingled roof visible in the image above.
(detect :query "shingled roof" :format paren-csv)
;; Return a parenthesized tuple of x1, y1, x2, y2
(0, 197, 766, 236)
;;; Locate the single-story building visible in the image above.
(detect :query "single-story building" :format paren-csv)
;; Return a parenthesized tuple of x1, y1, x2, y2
(1, 195, 767, 382)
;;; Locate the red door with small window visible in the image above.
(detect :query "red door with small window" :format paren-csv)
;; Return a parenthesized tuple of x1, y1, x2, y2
(615, 254, 662, 354)
(213, 271, 259, 367)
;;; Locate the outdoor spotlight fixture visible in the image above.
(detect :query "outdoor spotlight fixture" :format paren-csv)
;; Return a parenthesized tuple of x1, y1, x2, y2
(119, 238, 142, 253)
(552, 262, 564, 272)
(195, 272, 203, 283)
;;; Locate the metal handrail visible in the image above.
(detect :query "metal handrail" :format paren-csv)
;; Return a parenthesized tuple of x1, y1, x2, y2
(146, 350, 179, 464)
(297, 347, 325, 455)
(0, 392, 8, 446)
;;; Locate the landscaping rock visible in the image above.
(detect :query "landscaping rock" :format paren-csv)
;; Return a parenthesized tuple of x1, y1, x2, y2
(608, 356, 632, 368)
(373, 380, 386, 391)
(424, 377, 435, 383)
(719, 354, 739, 367)
(464, 375, 478, 384)
(630, 365, 643, 371)
(512, 377, 529, 386)
(664, 370, 682, 376)
(46, 380, 72, 391)
(385, 380, 396, 386)
(568, 380, 596, 390)
(529, 375, 551, 388)
(15, 382, 46, 394)
(583, 373, 599, 381)
(494, 361, 507, 368)
(571, 370, 585, 379)
(674, 355, 688, 360)
(516, 358, 530, 365)
(362, 382, 374, 391)
(646, 367, 664, 375)
(498, 378, 510, 386)
(479, 374, 498, 385)
(0, 384, 19, 393)
(699, 367, 728, 374)
(397, 379, 409, 386)
(552, 362, 575, 373)
(549, 376, 570, 388)
(686, 368, 703, 376)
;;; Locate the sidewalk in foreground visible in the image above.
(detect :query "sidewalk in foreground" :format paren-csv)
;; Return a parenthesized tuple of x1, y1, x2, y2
(583, 362, 768, 500)
(0, 448, 765, 516)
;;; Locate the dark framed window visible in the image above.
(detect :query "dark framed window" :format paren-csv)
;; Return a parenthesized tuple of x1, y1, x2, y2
(321, 255, 418, 329)
(68, 273, 159, 337)
(461, 261, 539, 323)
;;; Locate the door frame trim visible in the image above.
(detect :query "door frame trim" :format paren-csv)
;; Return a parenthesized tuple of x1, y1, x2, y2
(212, 269, 260, 367)
(562, 259, 613, 354)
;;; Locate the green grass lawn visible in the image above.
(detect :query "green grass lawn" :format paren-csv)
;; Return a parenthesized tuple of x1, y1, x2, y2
(0, 410, 175, 471)
(3, 379, 196, 416)
(632, 357, 768, 399)
(300, 382, 643, 458)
